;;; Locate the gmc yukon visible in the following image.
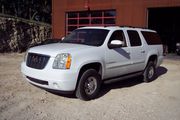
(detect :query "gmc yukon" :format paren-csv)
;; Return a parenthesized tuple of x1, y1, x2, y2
(21, 26, 163, 100)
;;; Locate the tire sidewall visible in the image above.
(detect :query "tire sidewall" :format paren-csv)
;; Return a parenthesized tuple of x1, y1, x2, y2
(76, 69, 101, 100)
(143, 61, 156, 82)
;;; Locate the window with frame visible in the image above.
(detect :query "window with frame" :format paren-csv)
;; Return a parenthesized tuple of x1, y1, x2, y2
(127, 30, 142, 46)
(66, 10, 116, 35)
(109, 30, 127, 47)
(141, 31, 162, 45)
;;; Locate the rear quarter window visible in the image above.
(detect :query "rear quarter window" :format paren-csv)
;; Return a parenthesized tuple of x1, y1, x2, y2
(142, 31, 162, 45)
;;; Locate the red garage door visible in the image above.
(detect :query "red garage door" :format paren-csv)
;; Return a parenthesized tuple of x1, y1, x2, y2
(66, 10, 116, 35)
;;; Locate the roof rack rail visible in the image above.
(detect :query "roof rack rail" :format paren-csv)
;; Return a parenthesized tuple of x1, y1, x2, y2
(104, 25, 117, 27)
(120, 25, 133, 28)
(119, 26, 148, 29)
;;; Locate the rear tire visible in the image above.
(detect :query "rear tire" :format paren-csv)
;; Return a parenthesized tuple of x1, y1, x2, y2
(76, 69, 101, 101)
(143, 61, 156, 82)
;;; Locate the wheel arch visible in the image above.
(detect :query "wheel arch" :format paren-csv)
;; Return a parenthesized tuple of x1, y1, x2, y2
(75, 62, 103, 90)
(145, 54, 158, 68)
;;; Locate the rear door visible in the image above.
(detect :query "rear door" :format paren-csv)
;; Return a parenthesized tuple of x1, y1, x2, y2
(126, 30, 146, 72)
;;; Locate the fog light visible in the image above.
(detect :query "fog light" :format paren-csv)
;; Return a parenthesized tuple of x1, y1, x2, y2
(53, 82, 59, 89)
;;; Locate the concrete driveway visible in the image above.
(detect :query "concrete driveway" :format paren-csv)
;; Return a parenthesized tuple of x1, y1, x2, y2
(0, 53, 180, 120)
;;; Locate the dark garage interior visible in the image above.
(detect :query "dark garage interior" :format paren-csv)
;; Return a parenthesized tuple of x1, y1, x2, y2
(148, 7, 180, 53)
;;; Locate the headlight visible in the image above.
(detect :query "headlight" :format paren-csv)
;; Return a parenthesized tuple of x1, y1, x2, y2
(53, 53, 71, 69)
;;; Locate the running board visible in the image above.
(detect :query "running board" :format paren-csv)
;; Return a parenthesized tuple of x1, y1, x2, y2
(103, 71, 143, 84)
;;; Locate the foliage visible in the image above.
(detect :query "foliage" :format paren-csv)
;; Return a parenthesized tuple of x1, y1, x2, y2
(0, 0, 51, 24)
(0, 16, 51, 53)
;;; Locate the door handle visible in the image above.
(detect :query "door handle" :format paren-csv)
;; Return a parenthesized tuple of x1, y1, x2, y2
(141, 50, 145, 53)
(126, 51, 130, 54)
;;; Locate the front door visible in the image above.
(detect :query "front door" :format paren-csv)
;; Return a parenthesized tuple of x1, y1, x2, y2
(104, 30, 132, 79)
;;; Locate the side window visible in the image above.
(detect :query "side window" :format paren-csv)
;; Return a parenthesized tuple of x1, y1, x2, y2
(109, 30, 127, 47)
(127, 30, 142, 46)
(141, 31, 162, 45)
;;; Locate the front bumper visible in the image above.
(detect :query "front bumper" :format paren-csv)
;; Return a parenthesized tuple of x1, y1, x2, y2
(21, 60, 78, 92)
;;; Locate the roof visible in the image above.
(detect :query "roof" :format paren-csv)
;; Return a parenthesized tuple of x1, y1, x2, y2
(78, 26, 156, 32)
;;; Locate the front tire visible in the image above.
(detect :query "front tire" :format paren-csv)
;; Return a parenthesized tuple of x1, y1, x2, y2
(143, 61, 156, 82)
(76, 69, 101, 101)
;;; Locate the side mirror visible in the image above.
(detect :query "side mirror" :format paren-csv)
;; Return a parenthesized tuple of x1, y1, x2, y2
(61, 37, 65, 40)
(108, 40, 124, 49)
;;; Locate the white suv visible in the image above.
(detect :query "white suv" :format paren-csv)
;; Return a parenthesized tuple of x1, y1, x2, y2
(21, 26, 163, 100)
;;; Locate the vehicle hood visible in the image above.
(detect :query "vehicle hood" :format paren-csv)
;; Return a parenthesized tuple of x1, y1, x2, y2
(28, 43, 96, 57)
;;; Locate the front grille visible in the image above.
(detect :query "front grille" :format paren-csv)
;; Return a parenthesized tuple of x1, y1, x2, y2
(26, 53, 50, 69)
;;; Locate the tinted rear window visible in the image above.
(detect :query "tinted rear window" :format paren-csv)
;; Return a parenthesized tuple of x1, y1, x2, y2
(142, 31, 162, 45)
(127, 30, 142, 46)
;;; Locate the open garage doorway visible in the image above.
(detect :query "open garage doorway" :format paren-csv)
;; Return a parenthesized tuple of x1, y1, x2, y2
(148, 7, 180, 53)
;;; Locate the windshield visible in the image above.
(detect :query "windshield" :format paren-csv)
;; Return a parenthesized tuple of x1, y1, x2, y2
(62, 29, 109, 46)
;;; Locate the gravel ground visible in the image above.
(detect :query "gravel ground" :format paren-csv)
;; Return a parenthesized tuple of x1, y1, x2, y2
(0, 53, 180, 120)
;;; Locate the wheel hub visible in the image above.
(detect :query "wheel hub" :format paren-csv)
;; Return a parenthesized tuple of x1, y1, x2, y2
(148, 66, 154, 79)
(84, 77, 97, 95)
